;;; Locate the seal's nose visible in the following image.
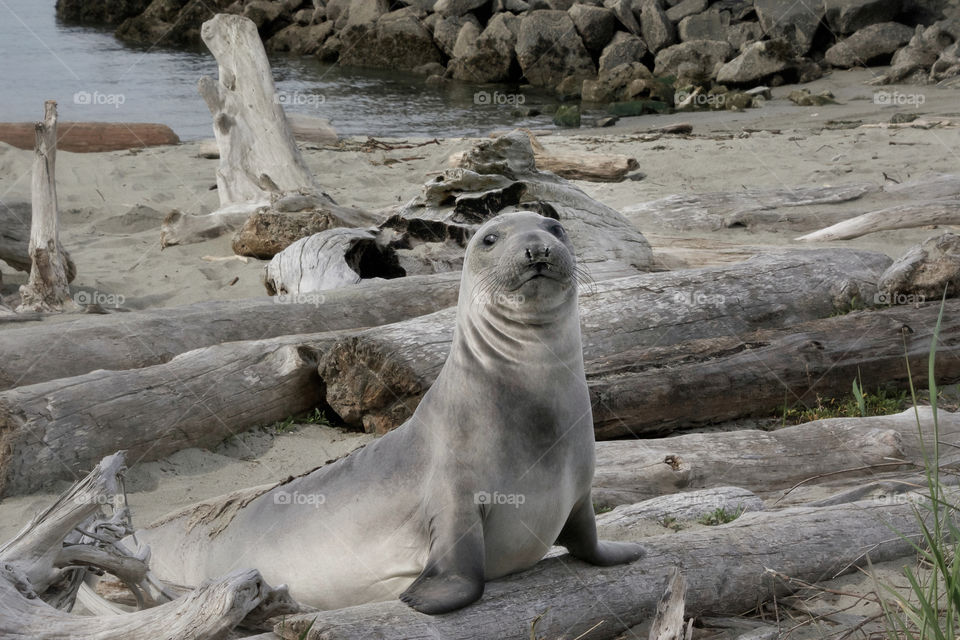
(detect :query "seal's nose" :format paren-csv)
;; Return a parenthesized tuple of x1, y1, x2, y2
(525, 245, 551, 262)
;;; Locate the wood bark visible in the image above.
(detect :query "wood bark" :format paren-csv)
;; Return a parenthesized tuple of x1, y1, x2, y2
(591, 408, 958, 506)
(272, 497, 927, 640)
(17, 101, 71, 313)
(796, 200, 960, 242)
(588, 300, 960, 438)
(319, 249, 891, 434)
(232, 202, 382, 259)
(0, 334, 338, 497)
(0, 121, 179, 153)
(0, 271, 461, 391)
(0, 452, 299, 639)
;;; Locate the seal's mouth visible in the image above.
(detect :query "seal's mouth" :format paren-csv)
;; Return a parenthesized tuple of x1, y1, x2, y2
(515, 261, 566, 287)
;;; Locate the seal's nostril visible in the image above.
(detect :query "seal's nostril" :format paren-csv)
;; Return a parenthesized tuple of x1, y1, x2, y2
(525, 248, 533, 260)
(544, 246, 550, 257)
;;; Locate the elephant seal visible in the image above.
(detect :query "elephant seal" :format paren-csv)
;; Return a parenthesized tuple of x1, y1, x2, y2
(138, 211, 643, 614)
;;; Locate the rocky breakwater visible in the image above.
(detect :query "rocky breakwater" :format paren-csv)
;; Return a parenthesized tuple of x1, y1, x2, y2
(59, 0, 960, 122)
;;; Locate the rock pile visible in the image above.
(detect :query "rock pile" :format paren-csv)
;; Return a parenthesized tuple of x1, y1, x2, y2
(58, 0, 960, 115)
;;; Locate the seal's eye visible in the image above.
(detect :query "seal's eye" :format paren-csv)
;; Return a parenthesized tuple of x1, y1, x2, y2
(482, 233, 499, 247)
(549, 224, 565, 238)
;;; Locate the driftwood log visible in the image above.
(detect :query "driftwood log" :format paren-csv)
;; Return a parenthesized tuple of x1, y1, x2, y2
(319, 249, 890, 434)
(0, 333, 342, 497)
(593, 418, 909, 507)
(17, 101, 72, 313)
(0, 121, 179, 153)
(387, 130, 656, 276)
(625, 173, 960, 233)
(160, 14, 335, 248)
(0, 201, 75, 282)
(264, 227, 402, 295)
(592, 407, 958, 506)
(451, 129, 641, 182)
(589, 300, 960, 437)
(0, 271, 461, 390)
(622, 182, 877, 231)
(595, 487, 765, 532)
(797, 200, 960, 242)
(0, 452, 300, 639)
(273, 496, 927, 640)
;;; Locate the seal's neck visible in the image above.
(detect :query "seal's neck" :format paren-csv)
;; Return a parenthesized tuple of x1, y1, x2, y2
(451, 294, 584, 373)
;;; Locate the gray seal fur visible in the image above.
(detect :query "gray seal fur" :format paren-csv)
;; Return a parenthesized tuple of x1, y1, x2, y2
(138, 211, 643, 614)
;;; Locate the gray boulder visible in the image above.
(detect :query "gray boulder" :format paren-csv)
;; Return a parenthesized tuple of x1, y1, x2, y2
(824, 22, 916, 67)
(340, 8, 445, 70)
(677, 7, 730, 42)
(755, 0, 824, 56)
(598, 31, 649, 73)
(665, 0, 708, 23)
(516, 10, 596, 87)
(569, 4, 619, 54)
(604, 0, 641, 34)
(452, 20, 482, 58)
(56, 0, 150, 25)
(493, 0, 531, 11)
(654, 39, 733, 82)
(727, 21, 763, 51)
(716, 40, 792, 83)
(433, 14, 480, 56)
(346, 0, 388, 27)
(434, 0, 489, 17)
(825, 0, 902, 34)
(448, 12, 520, 82)
(640, 0, 676, 52)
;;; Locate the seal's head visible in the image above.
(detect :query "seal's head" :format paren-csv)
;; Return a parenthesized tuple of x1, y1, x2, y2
(462, 211, 578, 323)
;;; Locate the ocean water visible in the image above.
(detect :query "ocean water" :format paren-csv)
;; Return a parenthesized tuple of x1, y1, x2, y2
(0, 0, 554, 140)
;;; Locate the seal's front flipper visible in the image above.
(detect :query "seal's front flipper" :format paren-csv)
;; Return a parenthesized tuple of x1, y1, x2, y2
(557, 497, 645, 566)
(399, 512, 485, 614)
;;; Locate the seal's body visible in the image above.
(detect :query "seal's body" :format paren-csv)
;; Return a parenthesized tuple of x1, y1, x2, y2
(140, 212, 642, 614)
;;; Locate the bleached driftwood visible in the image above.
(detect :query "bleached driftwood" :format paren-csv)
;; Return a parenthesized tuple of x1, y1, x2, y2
(0, 121, 179, 152)
(797, 200, 960, 242)
(592, 408, 960, 506)
(0, 271, 461, 390)
(622, 183, 878, 231)
(0, 201, 34, 274)
(589, 300, 960, 437)
(451, 129, 641, 182)
(0, 334, 337, 496)
(264, 227, 402, 295)
(387, 131, 656, 276)
(17, 101, 72, 313)
(647, 569, 691, 640)
(232, 202, 382, 259)
(319, 249, 890, 433)
(161, 14, 333, 247)
(273, 496, 926, 640)
(0, 452, 299, 639)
